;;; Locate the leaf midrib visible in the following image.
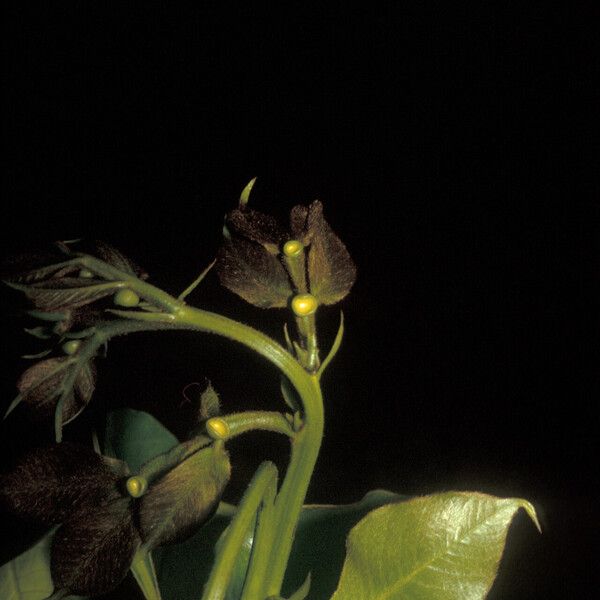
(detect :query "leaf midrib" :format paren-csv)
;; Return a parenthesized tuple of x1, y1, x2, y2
(372, 501, 514, 600)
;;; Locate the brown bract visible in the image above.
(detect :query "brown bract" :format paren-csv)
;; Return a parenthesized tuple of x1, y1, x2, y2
(15, 356, 96, 425)
(216, 200, 356, 308)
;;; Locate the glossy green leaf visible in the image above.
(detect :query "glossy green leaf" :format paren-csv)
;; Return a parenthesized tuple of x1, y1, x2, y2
(104, 409, 178, 472)
(0, 531, 84, 600)
(153, 513, 230, 600)
(282, 490, 402, 599)
(154, 490, 401, 600)
(331, 491, 540, 600)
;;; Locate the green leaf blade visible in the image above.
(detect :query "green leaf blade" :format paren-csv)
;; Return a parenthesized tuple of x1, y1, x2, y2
(104, 409, 178, 472)
(0, 532, 85, 600)
(331, 492, 540, 600)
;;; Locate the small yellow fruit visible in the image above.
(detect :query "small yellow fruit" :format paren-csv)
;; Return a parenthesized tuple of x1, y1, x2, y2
(283, 240, 303, 257)
(206, 418, 230, 440)
(62, 340, 81, 355)
(126, 476, 148, 498)
(114, 289, 140, 307)
(291, 293, 318, 317)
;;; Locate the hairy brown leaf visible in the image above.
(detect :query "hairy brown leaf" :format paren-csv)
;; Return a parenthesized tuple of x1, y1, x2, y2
(51, 493, 138, 596)
(139, 444, 231, 548)
(0, 443, 122, 525)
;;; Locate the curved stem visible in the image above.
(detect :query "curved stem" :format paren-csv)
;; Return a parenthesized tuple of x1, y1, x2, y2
(207, 411, 294, 440)
(103, 289, 326, 599)
(170, 306, 325, 596)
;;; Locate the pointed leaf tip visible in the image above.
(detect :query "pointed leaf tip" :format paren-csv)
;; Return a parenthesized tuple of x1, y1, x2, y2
(331, 492, 541, 600)
(518, 498, 542, 533)
(239, 177, 257, 207)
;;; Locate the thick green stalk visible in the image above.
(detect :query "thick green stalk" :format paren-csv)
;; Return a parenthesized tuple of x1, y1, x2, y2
(108, 293, 326, 598)
(265, 375, 323, 596)
(171, 306, 325, 597)
(202, 461, 278, 600)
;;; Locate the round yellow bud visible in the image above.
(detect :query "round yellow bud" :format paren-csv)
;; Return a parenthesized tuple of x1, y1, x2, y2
(283, 239, 303, 257)
(291, 293, 318, 316)
(114, 289, 140, 308)
(206, 418, 230, 440)
(62, 340, 81, 355)
(126, 476, 148, 498)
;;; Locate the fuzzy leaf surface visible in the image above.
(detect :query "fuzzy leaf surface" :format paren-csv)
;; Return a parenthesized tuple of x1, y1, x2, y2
(10, 357, 96, 425)
(7, 279, 125, 311)
(139, 444, 231, 548)
(331, 491, 540, 600)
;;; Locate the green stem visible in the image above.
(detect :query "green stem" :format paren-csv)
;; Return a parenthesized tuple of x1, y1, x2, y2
(130, 550, 162, 600)
(169, 306, 325, 596)
(207, 411, 294, 440)
(265, 375, 323, 596)
(240, 466, 278, 600)
(105, 288, 326, 598)
(202, 461, 278, 600)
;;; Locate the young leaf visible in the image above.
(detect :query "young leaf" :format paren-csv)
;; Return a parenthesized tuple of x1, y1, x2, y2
(199, 381, 221, 421)
(138, 444, 231, 549)
(88, 240, 148, 279)
(0, 530, 86, 600)
(331, 492, 540, 600)
(103, 409, 179, 472)
(51, 493, 139, 597)
(289, 201, 356, 305)
(7, 357, 97, 427)
(6, 279, 126, 311)
(0, 442, 124, 527)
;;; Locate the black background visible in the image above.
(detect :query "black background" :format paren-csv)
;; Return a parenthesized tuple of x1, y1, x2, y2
(1, 3, 597, 599)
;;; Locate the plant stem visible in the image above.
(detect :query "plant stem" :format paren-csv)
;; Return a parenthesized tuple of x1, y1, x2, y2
(207, 411, 294, 440)
(109, 291, 326, 598)
(265, 375, 323, 596)
(202, 461, 278, 600)
(171, 306, 325, 597)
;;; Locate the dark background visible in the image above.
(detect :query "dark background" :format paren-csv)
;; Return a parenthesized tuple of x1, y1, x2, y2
(1, 3, 597, 598)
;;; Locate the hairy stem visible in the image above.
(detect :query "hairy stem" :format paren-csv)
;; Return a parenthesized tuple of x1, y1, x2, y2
(106, 288, 326, 598)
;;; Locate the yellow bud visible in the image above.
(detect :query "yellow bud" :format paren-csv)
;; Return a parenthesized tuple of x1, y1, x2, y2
(62, 340, 81, 355)
(126, 475, 148, 498)
(114, 289, 140, 307)
(291, 293, 318, 317)
(206, 418, 230, 440)
(78, 268, 95, 279)
(283, 239, 303, 257)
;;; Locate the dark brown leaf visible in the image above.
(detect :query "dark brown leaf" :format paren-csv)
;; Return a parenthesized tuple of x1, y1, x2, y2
(88, 240, 149, 280)
(8, 278, 125, 311)
(0, 443, 121, 526)
(14, 356, 97, 424)
(216, 239, 291, 308)
(226, 207, 286, 253)
(51, 493, 138, 596)
(139, 444, 231, 548)
(293, 201, 356, 304)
